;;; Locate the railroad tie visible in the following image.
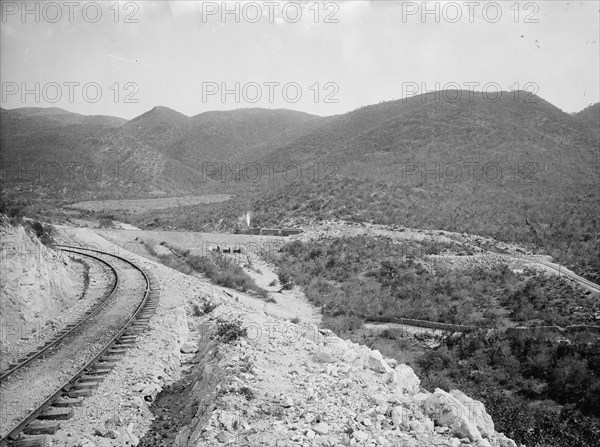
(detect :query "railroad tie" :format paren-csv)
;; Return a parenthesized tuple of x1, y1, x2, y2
(94, 361, 119, 369)
(99, 354, 123, 362)
(65, 389, 94, 398)
(38, 407, 74, 421)
(119, 335, 138, 341)
(86, 366, 113, 374)
(52, 397, 83, 407)
(23, 421, 60, 435)
(9, 435, 51, 446)
(108, 347, 129, 354)
(123, 330, 144, 336)
(68, 381, 101, 391)
(77, 374, 105, 383)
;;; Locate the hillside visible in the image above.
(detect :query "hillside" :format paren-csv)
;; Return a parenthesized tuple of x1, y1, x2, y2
(0, 107, 204, 201)
(119, 106, 322, 168)
(574, 102, 600, 139)
(2, 107, 126, 127)
(0, 106, 322, 201)
(126, 92, 599, 279)
(2, 94, 598, 278)
(173, 108, 323, 165)
(256, 91, 597, 174)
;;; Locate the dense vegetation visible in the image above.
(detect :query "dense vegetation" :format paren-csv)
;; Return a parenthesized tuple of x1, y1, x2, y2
(418, 330, 600, 447)
(252, 178, 599, 283)
(271, 236, 600, 446)
(117, 168, 599, 285)
(273, 237, 600, 328)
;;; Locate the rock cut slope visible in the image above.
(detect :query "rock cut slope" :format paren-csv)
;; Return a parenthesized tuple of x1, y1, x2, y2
(155, 304, 517, 447)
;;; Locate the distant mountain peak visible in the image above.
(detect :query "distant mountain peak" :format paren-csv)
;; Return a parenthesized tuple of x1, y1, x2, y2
(7, 106, 82, 116)
(121, 106, 188, 132)
(150, 105, 188, 115)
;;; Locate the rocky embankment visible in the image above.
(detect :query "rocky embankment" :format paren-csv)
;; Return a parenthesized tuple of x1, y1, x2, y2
(140, 304, 517, 447)
(0, 216, 79, 326)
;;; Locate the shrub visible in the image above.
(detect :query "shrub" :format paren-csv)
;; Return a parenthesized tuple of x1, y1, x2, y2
(99, 217, 114, 228)
(237, 386, 255, 401)
(29, 220, 55, 246)
(216, 318, 247, 343)
(416, 347, 453, 374)
(192, 304, 203, 317)
(239, 354, 254, 374)
(191, 297, 240, 319)
(202, 300, 218, 314)
(277, 270, 294, 290)
(0, 198, 25, 222)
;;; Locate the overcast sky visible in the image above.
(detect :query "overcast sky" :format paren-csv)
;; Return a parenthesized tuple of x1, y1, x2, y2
(1, 1, 598, 119)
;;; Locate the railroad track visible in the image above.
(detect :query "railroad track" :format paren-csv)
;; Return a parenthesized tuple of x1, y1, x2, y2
(531, 259, 600, 293)
(0, 246, 160, 447)
(0, 252, 118, 382)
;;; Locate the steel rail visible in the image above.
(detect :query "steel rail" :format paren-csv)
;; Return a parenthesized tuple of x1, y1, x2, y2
(531, 259, 600, 293)
(1, 245, 154, 445)
(0, 251, 119, 382)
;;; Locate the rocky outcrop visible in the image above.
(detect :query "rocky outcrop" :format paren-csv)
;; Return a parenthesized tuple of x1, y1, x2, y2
(0, 218, 78, 324)
(151, 309, 518, 447)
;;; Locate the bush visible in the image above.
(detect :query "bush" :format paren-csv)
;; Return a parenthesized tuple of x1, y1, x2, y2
(29, 220, 55, 246)
(201, 300, 218, 314)
(216, 318, 247, 343)
(192, 304, 202, 317)
(99, 217, 114, 228)
(191, 301, 218, 316)
(0, 198, 25, 221)
(416, 347, 453, 374)
(278, 270, 294, 290)
(237, 386, 255, 401)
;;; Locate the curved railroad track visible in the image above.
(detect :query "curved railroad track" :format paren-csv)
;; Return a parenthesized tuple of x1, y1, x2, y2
(0, 251, 119, 382)
(529, 259, 600, 293)
(0, 246, 160, 446)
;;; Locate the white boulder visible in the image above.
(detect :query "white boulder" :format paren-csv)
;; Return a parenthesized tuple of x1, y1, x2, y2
(389, 364, 421, 395)
(367, 350, 393, 373)
(422, 388, 483, 442)
(450, 389, 495, 438)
